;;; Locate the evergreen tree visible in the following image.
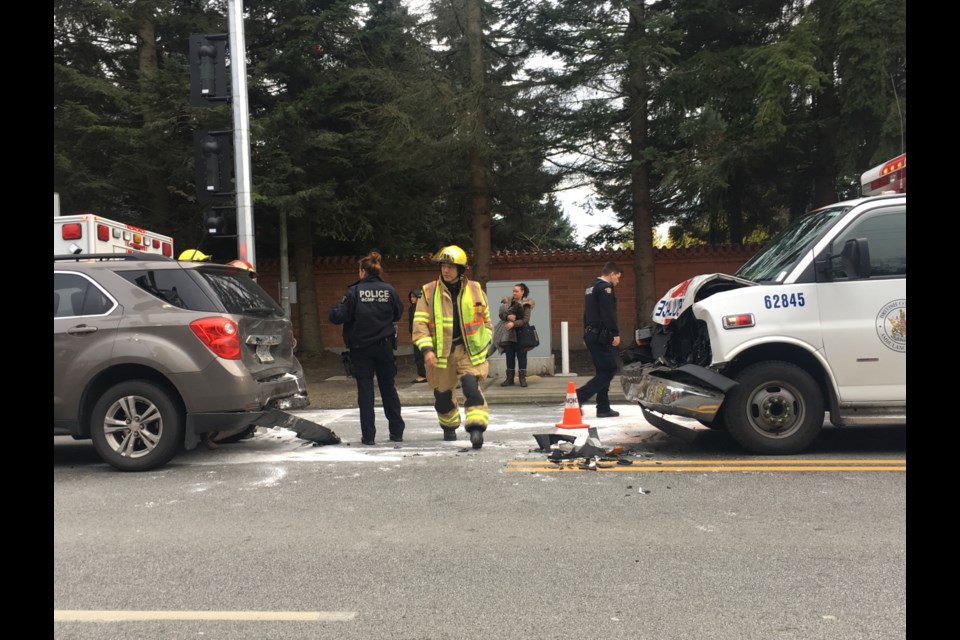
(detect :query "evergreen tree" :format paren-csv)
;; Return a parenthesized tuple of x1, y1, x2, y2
(54, 0, 225, 249)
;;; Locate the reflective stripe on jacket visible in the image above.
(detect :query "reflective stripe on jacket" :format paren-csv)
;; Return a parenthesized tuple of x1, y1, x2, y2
(412, 277, 492, 367)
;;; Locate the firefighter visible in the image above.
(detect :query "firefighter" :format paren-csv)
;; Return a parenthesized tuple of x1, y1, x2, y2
(178, 249, 211, 261)
(227, 259, 256, 277)
(412, 245, 493, 449)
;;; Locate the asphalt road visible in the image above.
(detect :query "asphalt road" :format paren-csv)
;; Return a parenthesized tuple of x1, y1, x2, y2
(54, 405, 907, 640)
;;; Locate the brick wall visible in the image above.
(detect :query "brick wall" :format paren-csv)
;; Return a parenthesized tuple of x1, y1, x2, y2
(256, 246, 759, 352)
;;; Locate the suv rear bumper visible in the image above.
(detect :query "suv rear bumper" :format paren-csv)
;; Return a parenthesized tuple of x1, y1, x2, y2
(172, 365, 309, 413)
(184, 393, 315, 449)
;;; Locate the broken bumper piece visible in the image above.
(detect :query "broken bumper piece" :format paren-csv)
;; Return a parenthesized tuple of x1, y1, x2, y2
(639, 406, 699, 443)
(621, 362, 736, 421)
(185, 407, 341, 450)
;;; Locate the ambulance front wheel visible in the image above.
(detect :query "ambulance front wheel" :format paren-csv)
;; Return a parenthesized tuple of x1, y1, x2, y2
(723, 361, 824, 455)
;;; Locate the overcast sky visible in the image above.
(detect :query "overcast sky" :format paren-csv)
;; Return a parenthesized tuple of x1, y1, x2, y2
(555, 185, 620, 243)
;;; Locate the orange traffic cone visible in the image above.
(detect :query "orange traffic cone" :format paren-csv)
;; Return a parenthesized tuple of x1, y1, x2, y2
(555, 381, 590, 429)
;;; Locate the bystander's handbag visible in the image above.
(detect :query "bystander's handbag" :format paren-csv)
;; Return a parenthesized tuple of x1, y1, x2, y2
(516, 324, 540, 352)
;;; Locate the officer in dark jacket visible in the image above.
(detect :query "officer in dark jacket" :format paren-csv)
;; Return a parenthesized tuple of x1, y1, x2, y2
(329, 251, 405, 445)
(576, 261, 623, 418)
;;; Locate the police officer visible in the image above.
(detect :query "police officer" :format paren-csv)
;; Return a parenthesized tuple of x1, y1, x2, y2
(329, 251, 405, 445)
(577, 261, 623, 418)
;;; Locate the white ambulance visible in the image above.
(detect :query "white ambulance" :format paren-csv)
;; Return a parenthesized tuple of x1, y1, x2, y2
(54, 212, 175, 257)
(622, 157, 906, 454)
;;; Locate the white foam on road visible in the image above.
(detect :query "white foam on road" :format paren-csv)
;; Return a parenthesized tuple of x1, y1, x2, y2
(183, 403, 658, 466)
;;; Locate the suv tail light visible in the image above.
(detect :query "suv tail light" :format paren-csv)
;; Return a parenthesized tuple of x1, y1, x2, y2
(190, 317, 241, 359)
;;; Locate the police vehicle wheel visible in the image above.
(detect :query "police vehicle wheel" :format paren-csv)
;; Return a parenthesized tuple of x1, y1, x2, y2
(89, 380, 184, 471)
(723, 361, 823, 454)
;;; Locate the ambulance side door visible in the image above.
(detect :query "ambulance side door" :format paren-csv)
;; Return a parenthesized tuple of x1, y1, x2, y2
(815, 203, 906, 403)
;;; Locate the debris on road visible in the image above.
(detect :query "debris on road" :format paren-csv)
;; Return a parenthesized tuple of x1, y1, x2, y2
(532, 433, 577, 451)
(258, 409, 341, 445)
(533, 427, 639, 470)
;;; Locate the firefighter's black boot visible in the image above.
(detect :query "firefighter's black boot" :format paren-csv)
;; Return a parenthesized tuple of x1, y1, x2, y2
(500, 370, 515, 386)
(518, 370, 528, 387)
(467, 426, 484, 449)
(442, 428, 458, 441)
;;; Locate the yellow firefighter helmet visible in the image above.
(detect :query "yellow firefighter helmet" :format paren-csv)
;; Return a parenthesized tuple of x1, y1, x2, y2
(178, 249, 211, 261)
(432, 245, 468, 266)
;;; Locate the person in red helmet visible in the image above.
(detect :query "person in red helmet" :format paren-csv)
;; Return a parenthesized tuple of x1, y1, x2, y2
(227, 259, 256, 277)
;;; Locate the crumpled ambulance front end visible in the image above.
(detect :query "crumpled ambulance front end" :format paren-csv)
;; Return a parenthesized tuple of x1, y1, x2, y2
(621, 274, 756, 427)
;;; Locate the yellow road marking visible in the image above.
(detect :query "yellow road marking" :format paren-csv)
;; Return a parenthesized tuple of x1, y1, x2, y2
(505, 459, 906, 473)
(53, 610, 356, 622)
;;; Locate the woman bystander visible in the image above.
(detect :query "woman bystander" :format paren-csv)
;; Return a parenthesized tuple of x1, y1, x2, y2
(499, 283, 535, 387)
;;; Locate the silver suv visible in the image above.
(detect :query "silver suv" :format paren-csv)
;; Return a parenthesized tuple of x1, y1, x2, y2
(54, 254, 321, 471)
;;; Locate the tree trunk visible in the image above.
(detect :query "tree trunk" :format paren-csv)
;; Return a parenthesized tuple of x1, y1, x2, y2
(290, 215, 323, 354)
(466, 0, 491, 286)
(134, 3, 170, 226)
(627, 1, 656, 334)
(725, 168, 745, 244)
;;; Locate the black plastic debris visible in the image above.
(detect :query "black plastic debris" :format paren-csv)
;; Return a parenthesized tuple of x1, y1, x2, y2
(537, 427, 626, 462)
(577, 440, 606, 460)
(259, 409, 341, 445)
(549, 441, 579, 460)
(533, 433, 577, 451)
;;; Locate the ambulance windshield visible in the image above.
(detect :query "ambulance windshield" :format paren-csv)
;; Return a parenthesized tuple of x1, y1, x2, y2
(735, 206, 848, 282)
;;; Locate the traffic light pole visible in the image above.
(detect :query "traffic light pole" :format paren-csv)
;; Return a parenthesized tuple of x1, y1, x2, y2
(227, 0, 256, 270)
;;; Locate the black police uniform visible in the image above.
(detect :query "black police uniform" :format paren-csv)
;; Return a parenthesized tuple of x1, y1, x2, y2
(576, 276, 620, 414)
(329, 275, 405, 443)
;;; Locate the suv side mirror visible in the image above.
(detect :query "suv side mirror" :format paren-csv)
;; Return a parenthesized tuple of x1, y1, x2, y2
(840, 237, 871, 279)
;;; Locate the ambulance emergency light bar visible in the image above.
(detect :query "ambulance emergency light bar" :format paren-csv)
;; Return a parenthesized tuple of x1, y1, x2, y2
(860, 153, 906, 197)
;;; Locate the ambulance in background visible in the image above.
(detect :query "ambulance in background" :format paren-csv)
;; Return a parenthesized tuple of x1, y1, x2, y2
(54, 196, 174, 257)
(860, 153, 906, 197)
(620, 157, 906, 455)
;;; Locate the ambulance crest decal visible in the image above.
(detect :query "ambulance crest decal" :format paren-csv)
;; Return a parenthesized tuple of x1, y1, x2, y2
(875, 300, 906, 353)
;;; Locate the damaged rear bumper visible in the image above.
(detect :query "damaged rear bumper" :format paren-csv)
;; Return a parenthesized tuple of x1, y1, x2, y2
(184, 393, 339, 450)
(620, 362, 737, 421)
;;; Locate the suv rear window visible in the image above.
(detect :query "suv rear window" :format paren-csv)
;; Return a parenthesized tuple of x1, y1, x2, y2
(196, 269, 285, 317)
(118, 269, 218, 311)
(117, 268, 285, 316)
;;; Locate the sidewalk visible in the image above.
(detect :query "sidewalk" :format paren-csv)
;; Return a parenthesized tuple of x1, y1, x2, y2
(305, 371, 627, 410)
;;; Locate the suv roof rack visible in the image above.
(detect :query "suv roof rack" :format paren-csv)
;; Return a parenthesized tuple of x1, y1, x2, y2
(54, 253, 176, 263)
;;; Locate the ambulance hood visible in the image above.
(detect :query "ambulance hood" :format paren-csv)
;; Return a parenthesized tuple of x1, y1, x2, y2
(652, 273, 757, 326)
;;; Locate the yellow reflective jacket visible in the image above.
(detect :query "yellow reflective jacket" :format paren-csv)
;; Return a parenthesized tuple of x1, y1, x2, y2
(412, 277, 492, 367)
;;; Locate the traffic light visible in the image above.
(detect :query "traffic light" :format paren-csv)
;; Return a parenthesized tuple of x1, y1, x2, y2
(189, 34, 229, 106)
(193, 130, 234, 203)
(203, 207, 234, 236)
(204, 210, 225, 235)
